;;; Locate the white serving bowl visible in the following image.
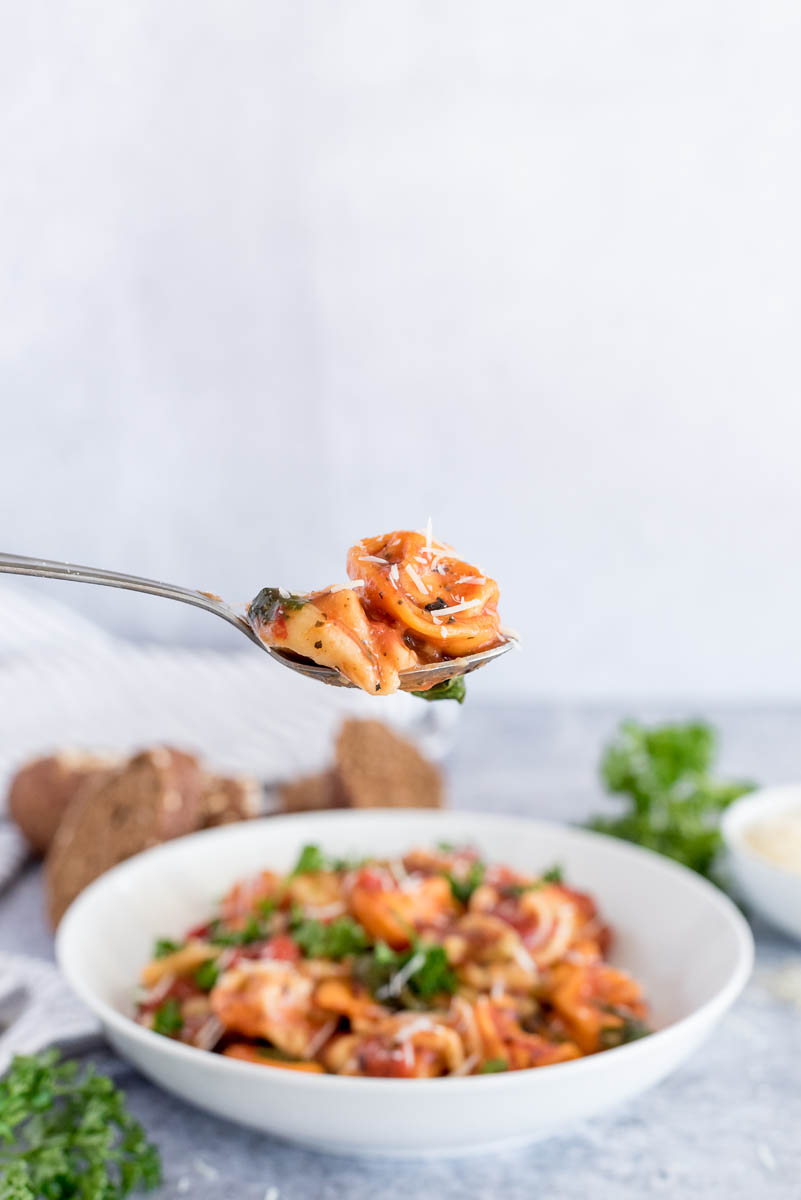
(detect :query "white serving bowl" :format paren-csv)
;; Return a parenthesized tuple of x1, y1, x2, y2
(57, 810, 753, 1157)
(722, 785, 801, 942)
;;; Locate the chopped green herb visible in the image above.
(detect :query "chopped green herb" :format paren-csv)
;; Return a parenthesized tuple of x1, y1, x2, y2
(410, 944, 457, 999)
(0, 1050, 160, 1199)
(586, 720, 754, 883)
(289, 914, 368, 960)
(412, 675, 466, 704)
(354, 940, 457, 1005)
(249, 586, 307, 624)
(479, 1057, 508, 1074)
(446, 861, 485, 906)
(208, 915, 266, 946)
(257, 896, 277, 919)
(254, 1045, 299, 1063)
(153, 938, 181, 959)
(291, 843, 328, 875)
(542, 864, 563, 884)
(193, 960, 220, 992)
(503, 882, 530, 898)
(598, 1010, 651, 1049)
(330, 854, 368, 872)
(151, 998, 183, 1038)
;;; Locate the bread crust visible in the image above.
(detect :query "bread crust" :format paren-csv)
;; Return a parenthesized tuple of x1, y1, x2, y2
(44, 747, 205, 927)
(7, 751, 121, 855)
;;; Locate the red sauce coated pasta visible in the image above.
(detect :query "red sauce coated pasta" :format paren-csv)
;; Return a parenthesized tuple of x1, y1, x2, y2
(137, 844, 650, 1076)
(248, 528, 506, 694)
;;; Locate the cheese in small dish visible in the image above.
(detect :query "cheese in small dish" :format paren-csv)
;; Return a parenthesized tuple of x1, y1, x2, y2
(743, 810, 801, 875)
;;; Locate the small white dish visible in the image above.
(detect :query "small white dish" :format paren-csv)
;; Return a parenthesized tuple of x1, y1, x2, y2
(57, 810, 753, 1157)
(722, 785, 801, 942)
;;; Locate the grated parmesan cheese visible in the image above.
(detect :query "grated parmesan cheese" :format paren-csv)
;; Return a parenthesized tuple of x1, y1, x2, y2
(359, 555, 388, 564)
(430, 597, 484, 617)
(510, 943, 537, 974)
(744, 811, 801, 874)
(394, 1015, 435, 1041)
(377, 950, 426, 999)
(405, 564, 429, 594)
(305, 1019, 337, 1059)
(303, 901, 346, 920)
(330, 580, 366, 593)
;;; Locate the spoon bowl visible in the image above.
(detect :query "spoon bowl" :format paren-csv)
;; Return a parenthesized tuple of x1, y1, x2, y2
(268, 636, 515, 689)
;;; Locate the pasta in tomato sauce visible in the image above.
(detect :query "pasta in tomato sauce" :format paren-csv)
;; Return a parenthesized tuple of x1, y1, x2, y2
(247, 527, 506, 695)
(137, 845, 650, 1077)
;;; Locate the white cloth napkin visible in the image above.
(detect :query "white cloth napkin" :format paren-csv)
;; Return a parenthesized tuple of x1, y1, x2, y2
(0, 952, 100, 1071)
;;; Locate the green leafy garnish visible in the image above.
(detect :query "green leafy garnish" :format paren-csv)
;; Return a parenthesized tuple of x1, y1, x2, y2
(193, 960, 219, 992)
(410, 944, 456, 999)
(586, 720, 754, 882)
(479, 1058, 508, 1073)
(446, 861, 485, 906)
(541, 864, 563, 884)
(0, 1050, 161, 1198)
(355, 940, 457, 1004)
(291, 844, 328, 875)
(151, 999, 183, 1037)
(289, 914, 368, 960)
(330, 855, 368, 872)
(152, 938, 181, 959)
(598, 1010, 651, 1049)
(412, 675, 466, 704)
(248, 587, 306, 624)
(208, 912, 273, 946)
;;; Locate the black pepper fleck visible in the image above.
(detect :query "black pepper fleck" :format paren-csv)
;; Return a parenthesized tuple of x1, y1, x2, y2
(314, 640, 323, 649)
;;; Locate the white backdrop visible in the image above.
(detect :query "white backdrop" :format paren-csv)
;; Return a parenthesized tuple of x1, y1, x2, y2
(2, 2, 800, 699)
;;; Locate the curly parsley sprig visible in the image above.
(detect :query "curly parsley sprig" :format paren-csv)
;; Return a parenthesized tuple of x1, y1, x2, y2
(0, 1051, 160, 1200)
(586, 719, 753, 883)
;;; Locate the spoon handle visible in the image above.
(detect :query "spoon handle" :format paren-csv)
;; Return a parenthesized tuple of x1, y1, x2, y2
(0, 552, 260, 644)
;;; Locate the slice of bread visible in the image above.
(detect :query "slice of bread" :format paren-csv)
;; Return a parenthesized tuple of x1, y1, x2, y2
(7, 750, 122, 855)
(44, 747, 205, 927)
(278, 770, 342, 814)
(200, 774, 261, 827)
(276, 721, 444, 814)
(334, 720, 443, 810)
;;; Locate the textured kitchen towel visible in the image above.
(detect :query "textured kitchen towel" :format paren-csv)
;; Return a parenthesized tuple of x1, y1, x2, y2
(0, 951, 100, 1071)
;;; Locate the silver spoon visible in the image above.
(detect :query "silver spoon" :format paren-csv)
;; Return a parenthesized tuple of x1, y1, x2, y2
(0, 552, 516, 690)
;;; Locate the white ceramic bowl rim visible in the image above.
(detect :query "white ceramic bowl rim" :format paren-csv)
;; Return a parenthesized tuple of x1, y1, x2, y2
(722, 784, 801, 878)
(57, 811, 754, 1095)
